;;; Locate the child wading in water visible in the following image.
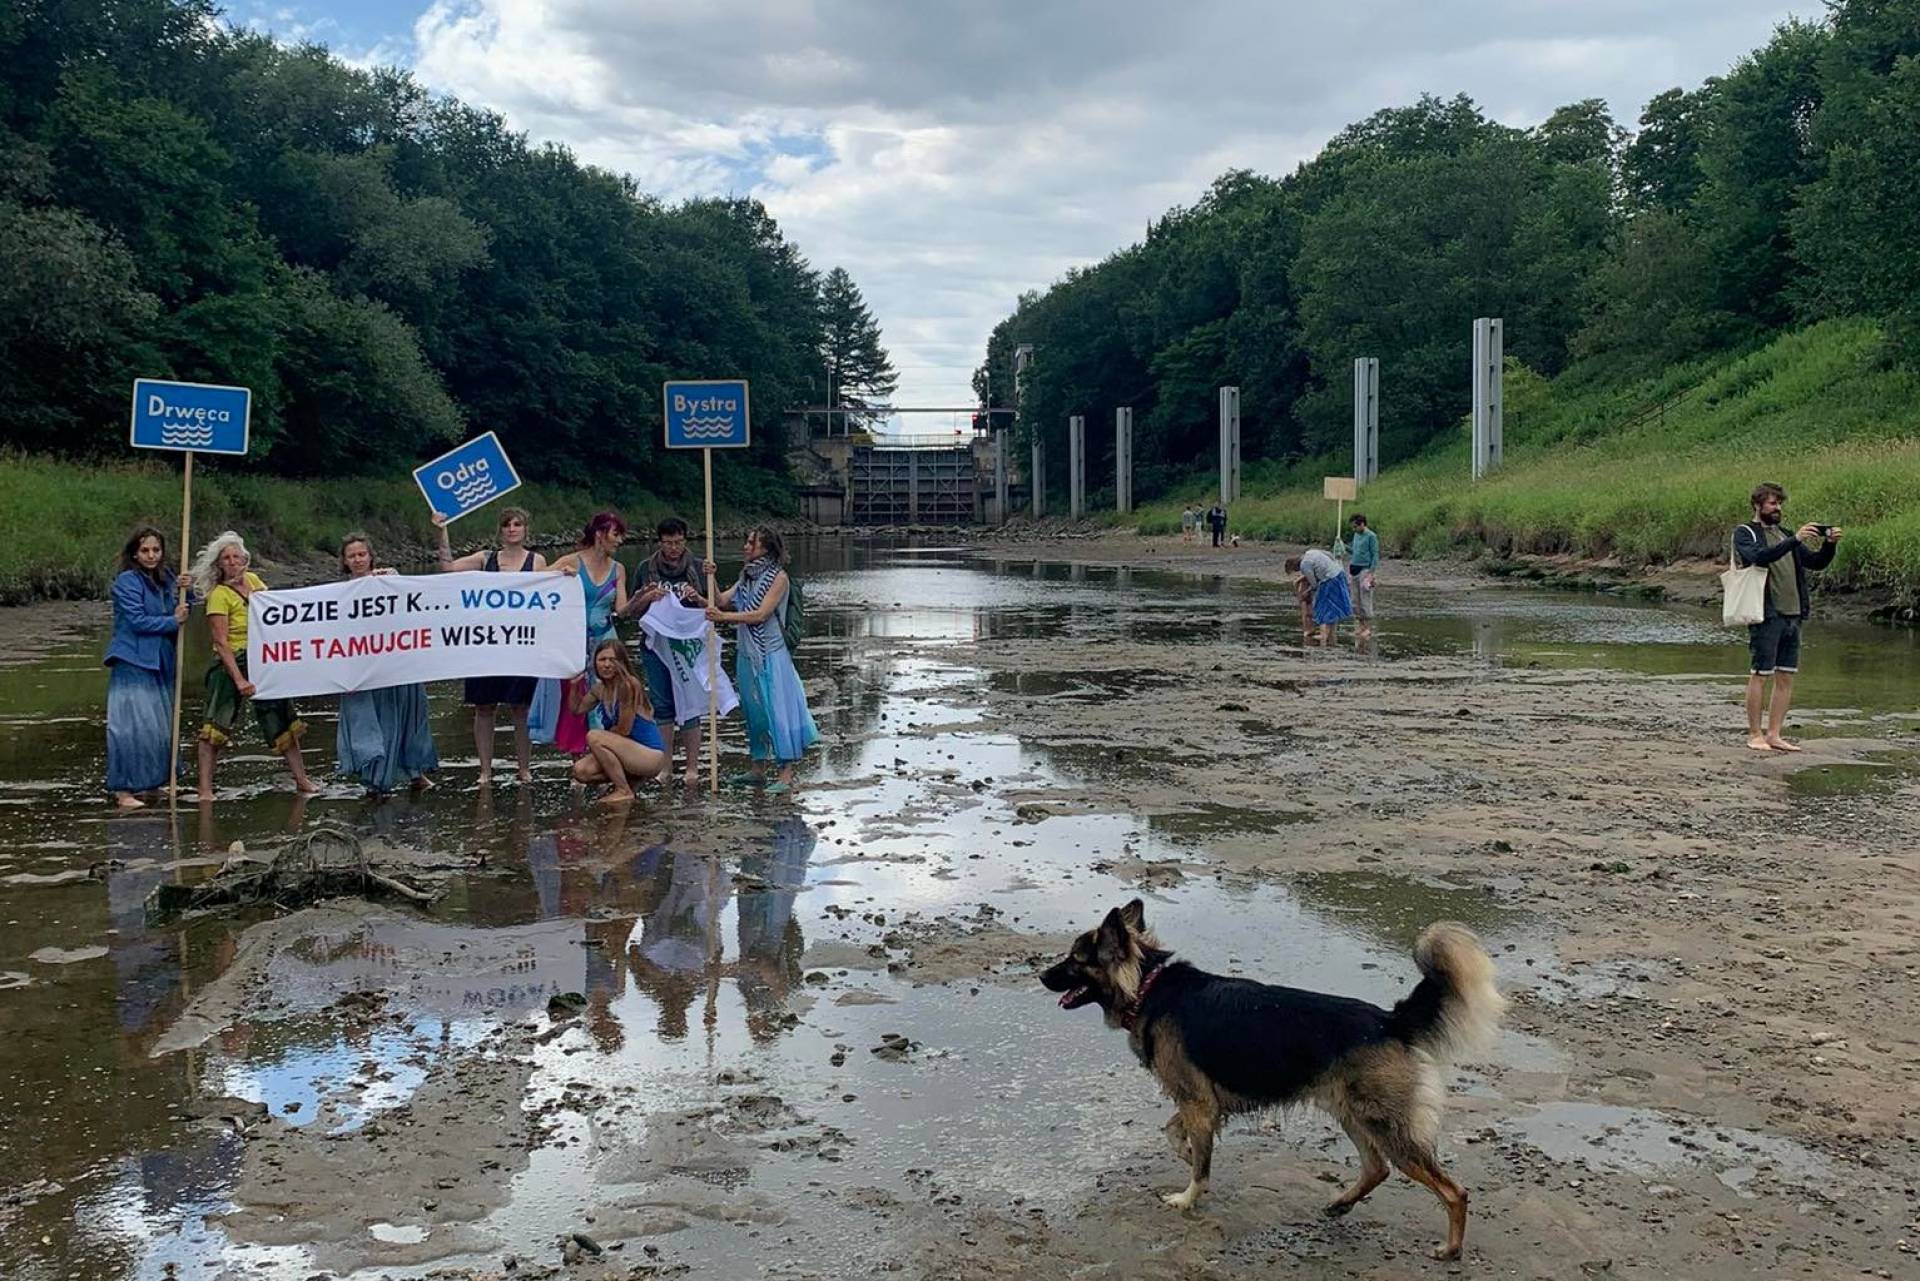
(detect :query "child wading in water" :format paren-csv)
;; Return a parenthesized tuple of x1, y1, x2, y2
(570, 640, 668, 804)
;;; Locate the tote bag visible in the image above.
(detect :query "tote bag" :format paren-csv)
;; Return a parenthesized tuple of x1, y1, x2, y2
(1721, 538, 1767, 627)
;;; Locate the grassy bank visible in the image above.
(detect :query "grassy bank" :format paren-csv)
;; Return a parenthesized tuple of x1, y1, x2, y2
(1136, 318, 1920, 596)
(0, 453, 726, 603)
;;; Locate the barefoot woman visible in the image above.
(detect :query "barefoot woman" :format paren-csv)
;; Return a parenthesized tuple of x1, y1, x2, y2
(435, 506, 546, 784)
(570, 639, 668, 803)
(191, 532, 318, 800)
(103, 526, 191, 807)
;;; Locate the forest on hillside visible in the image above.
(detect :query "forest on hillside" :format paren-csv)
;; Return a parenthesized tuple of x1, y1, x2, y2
(978, 0, 1920, 502)
(0, 0, 895, 502)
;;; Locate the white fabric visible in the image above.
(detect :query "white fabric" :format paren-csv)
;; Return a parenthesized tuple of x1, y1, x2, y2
(1721, 545, 1767, 626)
(248, 572, 585, 699)
(639, 594, 740, 720)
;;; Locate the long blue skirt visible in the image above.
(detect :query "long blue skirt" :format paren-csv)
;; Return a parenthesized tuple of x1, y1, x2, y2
(1313, 572, 1355, 625)
(106, 662, 174, 794)
(736, 645, 819, 764)
(337, 683, 439, 794)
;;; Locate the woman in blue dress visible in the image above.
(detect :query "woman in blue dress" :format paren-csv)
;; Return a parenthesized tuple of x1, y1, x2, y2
(707, 527, 818, 793)
(103, 526, 191, 807)
(570, 638, 667, 804)
(530, 512, 629, 758)
(335, 533, 440, 796)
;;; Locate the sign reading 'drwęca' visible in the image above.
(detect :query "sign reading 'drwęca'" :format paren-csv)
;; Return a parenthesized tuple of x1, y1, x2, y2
(663, 379, 751, 449)
(412, 431, 521, 522)
(129, 379, 251, 455)
(246, 571, 586, 700)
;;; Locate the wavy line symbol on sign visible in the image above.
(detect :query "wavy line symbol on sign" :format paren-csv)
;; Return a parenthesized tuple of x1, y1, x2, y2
(159, 425, 216, 446)
(453, 475, 499, 506)
(681, 416, 739, 440)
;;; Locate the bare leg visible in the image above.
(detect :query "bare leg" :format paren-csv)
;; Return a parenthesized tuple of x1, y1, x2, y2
(1766, 672, 1800, 750)
(472, 704, 497, 784)
(589, 738, 634, 803)
(197, 739, 217, 801)
(1324, 1122, 1390, 1217)
(1394, 1152, 1470, 1261)
(283, 743, 319, 793)
(1746, 675, 1771, 750)
(680, 723, 702, 784)
(510, 705, 532, 783)
(572, 754, 607, 785)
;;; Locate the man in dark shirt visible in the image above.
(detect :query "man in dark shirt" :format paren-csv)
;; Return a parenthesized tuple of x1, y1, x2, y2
(632, 517, 717, 782)
(1206, 503, 1227, 548)
(1733, 482, 1840, 752)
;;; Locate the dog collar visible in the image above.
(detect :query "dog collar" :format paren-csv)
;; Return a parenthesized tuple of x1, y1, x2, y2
(1121, 959, 1169, 1031)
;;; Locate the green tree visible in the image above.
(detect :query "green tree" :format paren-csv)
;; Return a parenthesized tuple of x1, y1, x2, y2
(818, 266, 896, 425)
(1691, 21, 1827, 330)
(1621, 86, 1716, 212)
(1790, 0, 1920, 354)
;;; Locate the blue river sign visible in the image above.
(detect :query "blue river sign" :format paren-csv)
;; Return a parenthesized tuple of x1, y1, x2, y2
(663, 379, 751, 450)
(128, 379, 251, 455)
(412, 431, 522, 521)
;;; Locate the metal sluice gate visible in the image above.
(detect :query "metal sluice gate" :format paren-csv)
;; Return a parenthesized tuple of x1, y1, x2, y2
(848, 446, 977, 526)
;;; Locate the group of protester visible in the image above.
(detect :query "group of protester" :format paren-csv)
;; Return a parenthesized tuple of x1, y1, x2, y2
(101, 512, 819, 809)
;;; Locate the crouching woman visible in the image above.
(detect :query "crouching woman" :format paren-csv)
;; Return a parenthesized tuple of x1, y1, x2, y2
(570, 639, 668, 804)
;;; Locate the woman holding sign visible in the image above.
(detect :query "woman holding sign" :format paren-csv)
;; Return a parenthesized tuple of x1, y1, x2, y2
(434, 506, 546, 785)
(335, 533, 440, 797)
(191, 532, 317, 801)
(707, 527, 817, 793)
(534, 512, 630, 758)
(103, 526, 192, 807)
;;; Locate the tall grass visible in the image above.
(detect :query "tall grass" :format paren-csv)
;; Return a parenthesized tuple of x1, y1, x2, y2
(1134, 318, 1920, 594)
(0, 452, 696, 603)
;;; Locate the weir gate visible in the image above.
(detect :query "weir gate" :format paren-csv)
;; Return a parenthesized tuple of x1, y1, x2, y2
(794, 432, 1023, 527)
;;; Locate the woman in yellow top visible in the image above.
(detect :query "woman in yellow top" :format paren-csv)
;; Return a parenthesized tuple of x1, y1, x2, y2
(190, 531, 318, 801)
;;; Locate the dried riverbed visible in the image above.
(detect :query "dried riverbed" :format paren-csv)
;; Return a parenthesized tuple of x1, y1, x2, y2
(1, 538, 1916, 1280)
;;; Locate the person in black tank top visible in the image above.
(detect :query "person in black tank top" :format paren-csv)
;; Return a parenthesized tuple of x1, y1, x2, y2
(434, 506, 548, 784)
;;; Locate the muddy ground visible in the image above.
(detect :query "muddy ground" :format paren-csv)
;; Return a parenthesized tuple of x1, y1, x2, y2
(3, 537, 1917, 1280)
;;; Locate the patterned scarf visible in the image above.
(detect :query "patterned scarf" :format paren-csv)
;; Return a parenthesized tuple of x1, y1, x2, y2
(733, 557, 784, 657)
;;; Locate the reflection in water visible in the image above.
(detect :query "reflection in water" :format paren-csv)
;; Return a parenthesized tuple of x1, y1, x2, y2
(1, 537, 1913, 1278)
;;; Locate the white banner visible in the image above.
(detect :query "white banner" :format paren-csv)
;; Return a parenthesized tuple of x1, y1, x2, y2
(247, 572, 586, 699)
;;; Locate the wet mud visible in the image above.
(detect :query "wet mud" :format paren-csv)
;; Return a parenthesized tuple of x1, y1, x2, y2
(0, 537, 1916, 1280)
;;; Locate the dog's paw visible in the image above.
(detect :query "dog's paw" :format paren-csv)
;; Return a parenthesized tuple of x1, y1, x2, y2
(1161, 1186, 1200, 1212)
(1323, 1201, 1354, 1219)
(1431, 1244, 1462, 1262)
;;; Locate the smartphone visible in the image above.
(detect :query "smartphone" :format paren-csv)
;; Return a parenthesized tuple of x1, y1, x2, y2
(1813, 524, 1833, 537)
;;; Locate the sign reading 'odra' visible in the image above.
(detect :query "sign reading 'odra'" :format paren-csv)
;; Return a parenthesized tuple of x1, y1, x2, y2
(412, 431, 522, 522)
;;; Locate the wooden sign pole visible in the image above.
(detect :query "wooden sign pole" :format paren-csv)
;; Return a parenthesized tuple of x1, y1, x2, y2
(168, 451, 194, 807)
(703, 447, 719, 796)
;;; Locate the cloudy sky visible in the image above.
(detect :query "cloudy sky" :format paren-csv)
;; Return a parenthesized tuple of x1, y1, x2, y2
(239, 1, 1806, 422)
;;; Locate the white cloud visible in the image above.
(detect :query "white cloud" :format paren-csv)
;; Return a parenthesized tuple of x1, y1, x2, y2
(394, 0, 1809, 408)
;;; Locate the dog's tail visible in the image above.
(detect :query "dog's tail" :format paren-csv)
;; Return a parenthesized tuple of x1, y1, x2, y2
(1384, 922, 1505, 1063)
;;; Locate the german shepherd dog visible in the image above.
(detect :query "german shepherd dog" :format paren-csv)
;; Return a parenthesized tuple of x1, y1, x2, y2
(1040, 900, 1505, 1260)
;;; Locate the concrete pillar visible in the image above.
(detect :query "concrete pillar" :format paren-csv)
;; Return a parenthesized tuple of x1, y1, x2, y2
(1472, 318, 1503, 480)
(994, 429, 1009, 525)
(1352, 357, 1379, 486)
(1068, 415, 1085, 519)
(1217, 386, 1241, 503)
(1114, 406, 1133, 514)
(1031, 440, 1045, 518)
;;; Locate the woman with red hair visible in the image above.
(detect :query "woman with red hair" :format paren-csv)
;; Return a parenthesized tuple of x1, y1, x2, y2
(530, 512, 629, 758)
